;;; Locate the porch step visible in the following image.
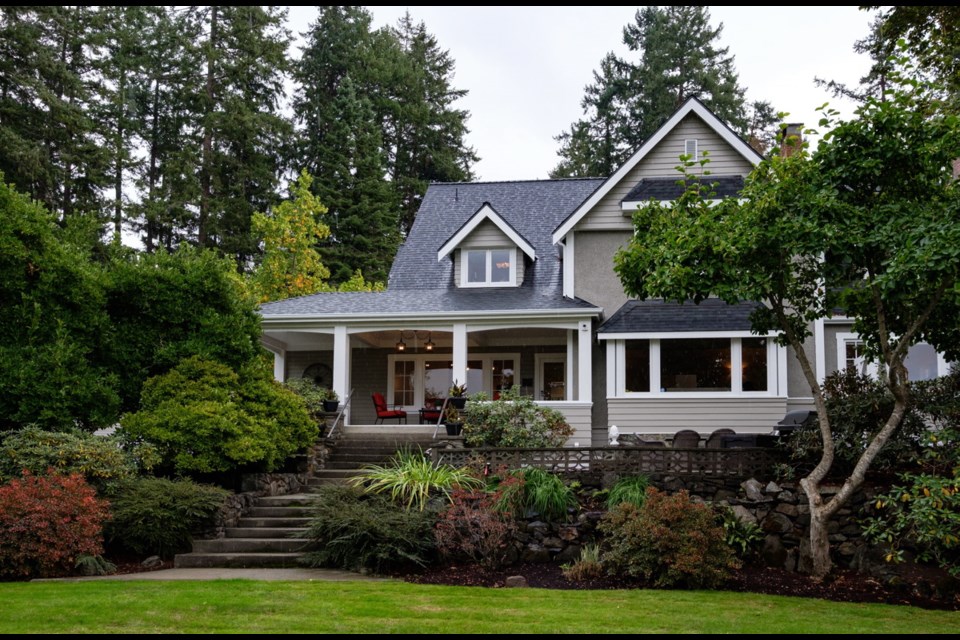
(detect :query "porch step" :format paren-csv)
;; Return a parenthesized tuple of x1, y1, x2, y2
(225, 527, 307, 539)
(236, 516, 313, 528)
(246, 505, 314, 518)
(191, 537, 313, 554)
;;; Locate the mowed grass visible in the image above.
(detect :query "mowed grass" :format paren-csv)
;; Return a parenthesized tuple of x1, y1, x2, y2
(1, 580, 958, 634)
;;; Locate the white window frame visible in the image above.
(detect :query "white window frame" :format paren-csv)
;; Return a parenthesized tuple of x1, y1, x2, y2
(835, 332, 950, 381)
(604, 331, 785, 399)
(460, 248, 516, 288)
(387, 352, 521, 409)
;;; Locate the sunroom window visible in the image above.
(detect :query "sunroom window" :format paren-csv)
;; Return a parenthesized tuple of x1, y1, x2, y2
(618, 336, 771, 395)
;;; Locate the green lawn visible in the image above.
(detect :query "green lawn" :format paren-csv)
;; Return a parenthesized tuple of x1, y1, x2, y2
(1, 580, 957, 634)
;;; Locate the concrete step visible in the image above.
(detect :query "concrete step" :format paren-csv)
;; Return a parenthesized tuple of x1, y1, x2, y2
(174, 552, 305, 569)
(311, 468, 364, 479)
(247, 506, 314, 518)
(192, 538, 314, 553)
(255, 494, 317, 507)
(225, 527, 307, 539)
(306, 476, 352, 487)
(236, 516, 313, 528)
(324, 459, 391, 470)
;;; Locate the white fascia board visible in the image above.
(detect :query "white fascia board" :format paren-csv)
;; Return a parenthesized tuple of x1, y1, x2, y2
(437, 203, 536, 261)
(262, 307, 602, 330)
(620, 198, 727, 212)
(597, 330, 776, 340)
(552, 99, 763, 244)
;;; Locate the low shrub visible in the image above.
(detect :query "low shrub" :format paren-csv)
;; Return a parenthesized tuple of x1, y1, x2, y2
(599, 488, 739, 589)
(606, 475, 650, 510)
(562, 544, 604, 581)
(0, 426, 157, 493)
(121, 356, 317, 475)
(104, 477, 229, 559)
(784, 370, 927, 476)
(434, 489, 517, 569)
(462, 387, 574, 448)
(719, 507, 764, 560)
(299, 484, 437, 573)
(0, 471, 111, 579)
(349, 449, 484, 511)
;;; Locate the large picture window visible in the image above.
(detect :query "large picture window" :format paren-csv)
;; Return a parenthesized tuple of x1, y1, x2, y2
(616, 336, 773, 396)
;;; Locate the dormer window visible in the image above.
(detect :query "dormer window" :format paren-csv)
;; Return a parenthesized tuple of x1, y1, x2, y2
(463, 248, 515, 286)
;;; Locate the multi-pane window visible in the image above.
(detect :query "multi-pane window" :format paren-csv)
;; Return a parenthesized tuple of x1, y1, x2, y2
(463, 249, 514, 286)
(621, 337, 769, 394)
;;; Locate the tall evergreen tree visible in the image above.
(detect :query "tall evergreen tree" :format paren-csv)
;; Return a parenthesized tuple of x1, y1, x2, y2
(385, 13, 477, 235)
(0, 7, 109, 219)
(553, 7, 764, 177)
(193, 5, 292, 268)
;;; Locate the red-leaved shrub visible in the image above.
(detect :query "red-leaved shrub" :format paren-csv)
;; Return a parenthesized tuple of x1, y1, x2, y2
(0, 470, 110, 579)
(434, 489, 516, 568)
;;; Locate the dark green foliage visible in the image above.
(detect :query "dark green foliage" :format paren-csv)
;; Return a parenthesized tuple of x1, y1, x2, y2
(120, 356, 316, 475)
(0, 426, 156, 493)
(493, 467, 576, 523)
(606, 475, 650, 510)
(434, 489, 516, 569)
(553, 7, 762, 177)
(785, 370, 927, 476)
(719, 507, 764, 560)
(462, 387, 574, 448)
(103, 246, 262, 413)
(349, 449, 483, 511)
(283, 378, 332, 427)
(599, 489, 739, 588)
(298, 484, 437, 573)
(0, 178, 118, 431)
(103, 477, 228, 559)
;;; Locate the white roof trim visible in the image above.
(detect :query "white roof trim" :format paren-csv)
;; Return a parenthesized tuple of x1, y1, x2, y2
(620, 198, 725, 211)
(437, 202, 536, 262)
(552, 98, 763, 243)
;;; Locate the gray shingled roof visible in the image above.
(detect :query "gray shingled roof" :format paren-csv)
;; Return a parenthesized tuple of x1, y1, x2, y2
(259, 287, 599, 317)
(598, 299, 765, 333)
(390, 178, 604, 290)
(622, 175, 744, 203)
(259, 178, 606, 319)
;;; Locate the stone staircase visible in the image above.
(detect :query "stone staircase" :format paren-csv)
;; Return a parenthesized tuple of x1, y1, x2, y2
(174, 429, 439, 568)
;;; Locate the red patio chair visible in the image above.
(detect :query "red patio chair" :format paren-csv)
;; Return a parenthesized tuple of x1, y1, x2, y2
(372, 392, 407, 424)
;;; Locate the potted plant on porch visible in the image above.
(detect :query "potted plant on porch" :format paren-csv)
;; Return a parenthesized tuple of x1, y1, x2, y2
(448, 380, 467, 409)
(320, 388, 340, 413)
(443, 405, 463, 436)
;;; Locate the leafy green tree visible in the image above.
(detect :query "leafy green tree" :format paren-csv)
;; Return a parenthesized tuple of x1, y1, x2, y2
(251, 170, 331, 303)
(613, 74, 960, 578)
(120, 356, 316, 475)
(103, 245, 262, 414)
(553, 6, 766, 177)
(0, 176, 118, 431)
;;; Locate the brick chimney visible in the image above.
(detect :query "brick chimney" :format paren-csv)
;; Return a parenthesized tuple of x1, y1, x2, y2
(779, 123, 803, 158)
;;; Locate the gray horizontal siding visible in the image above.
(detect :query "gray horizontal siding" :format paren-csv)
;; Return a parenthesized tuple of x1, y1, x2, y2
(606, 397, 787, 434)
(538, 401, 592, 446)
(576, 115, 754, 231)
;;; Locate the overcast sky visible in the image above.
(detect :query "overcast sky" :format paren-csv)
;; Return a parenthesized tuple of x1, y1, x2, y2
(284, 6, 876, 182)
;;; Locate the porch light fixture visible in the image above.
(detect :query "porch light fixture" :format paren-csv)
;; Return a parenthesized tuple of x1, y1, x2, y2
(396, 332, 406, 352)
(425, 333, 434, 351)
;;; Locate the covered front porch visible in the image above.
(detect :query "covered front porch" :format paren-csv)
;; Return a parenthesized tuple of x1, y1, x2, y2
(261, 314, 597, 446)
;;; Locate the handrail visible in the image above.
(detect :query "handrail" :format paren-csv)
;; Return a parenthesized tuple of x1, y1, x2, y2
(432, 396, 450, 440)
(326, 388, 353, 440)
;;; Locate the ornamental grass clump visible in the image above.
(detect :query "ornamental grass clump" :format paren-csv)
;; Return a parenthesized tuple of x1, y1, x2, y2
(606, 475, 650, 510)
(493, 467, 576, 523)
(349, 449, 483, 511)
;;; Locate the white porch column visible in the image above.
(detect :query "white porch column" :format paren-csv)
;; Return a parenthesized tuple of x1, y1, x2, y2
(272, 349, 286, 382)
(566, 330, 575, 401)
(577, 319, 592, 403)
(814, 318, 826, 384)
(452, 323, 468, 389)
(333, 325, 349, 420)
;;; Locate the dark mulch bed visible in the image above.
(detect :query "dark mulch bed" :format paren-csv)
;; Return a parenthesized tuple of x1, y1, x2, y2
(400, 562, 960, 611)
